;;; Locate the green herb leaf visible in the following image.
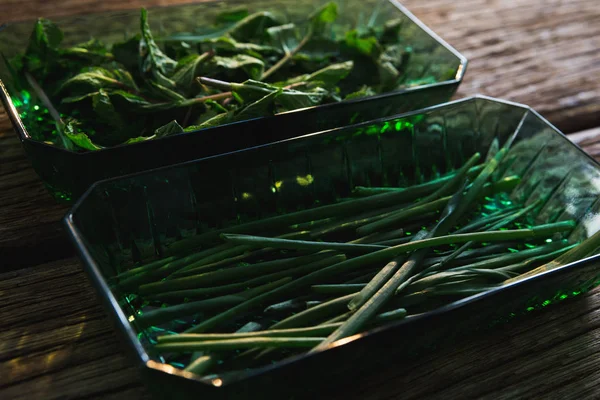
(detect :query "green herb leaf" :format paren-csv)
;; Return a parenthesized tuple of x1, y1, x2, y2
(24, 18, 63, 77)
(266, 23, 301, 55)
(92, 89, 124, 130)
(345, 30, 380, 57)
(309, 2, 338, 34)
(275, 87, 328, 111)
(215, 7, 250, 24)
(61, 38, 112, 64)
(234, 88, 280, 120)
(125, 120, 184, 144)
(172, 53, 212, 91)
(203, 36, 281, 57)
(112, 34, 141, 72)
(59, 67, 138, 94)
(227, 12, 281, 41)
(377, 44, 410, 89)
(154, 120, 184, 137)
(146, 79, 186, 102)
(343, 85, 376, 100)
(210, 54, 265, 80)
(139, 8, 178, 87)
(284, 61, 353, 90)
(380, 18, 403, 44)
(63, 119, 103, 151)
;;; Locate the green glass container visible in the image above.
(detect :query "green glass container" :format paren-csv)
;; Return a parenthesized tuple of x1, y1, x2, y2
(0, 0, 466, 203)
(64, 95, 600, 399)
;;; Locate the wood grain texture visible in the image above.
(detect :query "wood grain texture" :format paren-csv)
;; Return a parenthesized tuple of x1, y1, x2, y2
(0, 111, 71, 269)
(2, 257, 600, 400)
(0, 258, 149, 400)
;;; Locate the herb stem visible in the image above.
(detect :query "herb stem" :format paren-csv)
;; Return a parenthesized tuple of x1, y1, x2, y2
(262, 29, 313, 80)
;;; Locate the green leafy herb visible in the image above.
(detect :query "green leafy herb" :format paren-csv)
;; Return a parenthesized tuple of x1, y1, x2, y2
(11, 3, 449, 151)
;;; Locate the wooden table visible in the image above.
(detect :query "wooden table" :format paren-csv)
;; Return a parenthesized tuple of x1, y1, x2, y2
(1, 1, 599, 398)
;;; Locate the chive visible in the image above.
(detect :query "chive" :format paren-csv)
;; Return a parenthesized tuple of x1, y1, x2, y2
(154, 337, 325, 352)
(314, 251, 425, 351)
(353, 220, 427, 245)
(116, 243, 245, 291)
(223, 222, 574, 260)
(348, 230, 429, 311)
(357, 196, 451, 236)
(167, 186, 453, 250)
(171, 251, 251, 278)
(183, 355, 214, 375)
(415, 153, 482, 206)
(161, 305, 406, 344)
(406, 269, 511, 293)
(312, 284, 366, 295)
(420, 243, 514, 268)
(184, 255, 354, 333)
(159, 324, 342, 342)
(114, 255, 178, 281)
(444, 240, 570, 273)
(351, 164, 485, 197)
(146, 254, 346, 301)
(139, 251, 338, 295)
(453, 205, 520, 234)
(171, 238, 304, 277)
(321, 312, 351, 324)
(437, 199, 543, 269)
(316, 154, 531, 349)
(182, 321, 263, 376)
(137, 277, 293, 327)
(307, 203, 412, 239)
(184, 223, 578, 332)
(498, 243, 578, 275)
(221, 233, 388, 253)
(268, 293, 358, 330)
(506, 225, 600, 283)
(356, 174, 520, 237)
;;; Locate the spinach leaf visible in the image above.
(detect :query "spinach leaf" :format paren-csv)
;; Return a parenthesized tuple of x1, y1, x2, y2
(266, 23, 301, 55)
(172, 52, 213, 91)
(24, 18, 63, 78)
(227, 12, 281, 41)
(61, 39, 112, 64)
(275, 86, 328, 111)
(344, 85, 376, 100)
(308, 2, 338, 35)
(202, 36, 281, 58)
(210, 54, 265, 80)
(125, 120, 184, 144)
(59, 67, 138, 95)
(344, 30, 381, 57)
(92, 89, 125, 130)
(112, 34, 141, 72)
(139, 8, 178, 88)
(63, 119, 103, 151)
(377, 44, 411, 89)
(215, 8, 250, 24)
(146, 80, 186, 102)
(283, 61, 353, 90)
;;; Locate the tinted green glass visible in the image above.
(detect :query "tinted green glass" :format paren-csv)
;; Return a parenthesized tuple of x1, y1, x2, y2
(0, 0, 466, 202)
(65, 96, 600, 400)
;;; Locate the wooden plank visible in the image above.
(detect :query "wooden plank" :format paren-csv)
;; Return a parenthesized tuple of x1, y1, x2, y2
(3, 256, 600, 399)
(0, 258, 147, 399)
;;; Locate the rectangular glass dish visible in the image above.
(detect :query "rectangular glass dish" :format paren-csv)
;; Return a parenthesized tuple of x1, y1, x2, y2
(63, 95, 600, 400)
(0, 0, 466, 203)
